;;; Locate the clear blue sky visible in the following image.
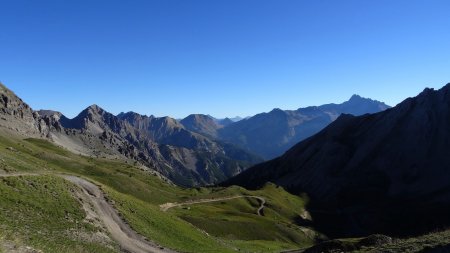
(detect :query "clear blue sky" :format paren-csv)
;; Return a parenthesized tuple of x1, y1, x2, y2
(1, 0, 449, 119)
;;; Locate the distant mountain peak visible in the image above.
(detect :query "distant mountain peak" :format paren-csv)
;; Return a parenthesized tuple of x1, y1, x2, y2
(180, 114, 222, 137)
(347, 94, 381, 104)
(341, 94, 390, 112)
(86, 104, 103, 112)
(269, 108, 285, 114)
(219, 95, 390, 159)
(219, 117, 234, 126)
(186, 114, 215, 120)
(349, 94, 364, 101)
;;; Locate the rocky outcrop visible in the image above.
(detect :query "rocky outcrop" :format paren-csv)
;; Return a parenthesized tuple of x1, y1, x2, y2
(0, 83, 42, 136)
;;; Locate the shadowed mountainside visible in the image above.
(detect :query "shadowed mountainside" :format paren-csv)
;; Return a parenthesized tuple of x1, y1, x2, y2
(224, 83, 450, 237)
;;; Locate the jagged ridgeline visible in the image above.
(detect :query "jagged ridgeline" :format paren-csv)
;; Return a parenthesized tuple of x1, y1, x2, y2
(0, 83, 262, 186)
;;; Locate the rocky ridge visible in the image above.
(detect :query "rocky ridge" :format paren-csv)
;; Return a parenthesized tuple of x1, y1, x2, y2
(0, 83, 261, 186)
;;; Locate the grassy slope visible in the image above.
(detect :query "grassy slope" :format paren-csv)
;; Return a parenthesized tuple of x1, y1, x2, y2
(170, 184, 316, 251)
(0, 175, 117, 253)
(0, 131, 316, 252)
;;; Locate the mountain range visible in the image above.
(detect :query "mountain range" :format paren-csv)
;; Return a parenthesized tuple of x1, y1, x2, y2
(181, 95, 390, 159)
(0, 83, 261, 186)
(224, 83, 450, 238)
(0, 82, 389, 187)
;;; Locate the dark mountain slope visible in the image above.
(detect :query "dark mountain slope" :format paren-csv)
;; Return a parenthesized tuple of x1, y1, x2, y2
(218, 95, 390, 159)
(224, 83, 450, 237)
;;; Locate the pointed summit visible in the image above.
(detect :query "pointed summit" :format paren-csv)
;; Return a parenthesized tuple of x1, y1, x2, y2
(349, 94, 364, 101)
(85, 104, 105, 114)
(180, 114, 221, 137)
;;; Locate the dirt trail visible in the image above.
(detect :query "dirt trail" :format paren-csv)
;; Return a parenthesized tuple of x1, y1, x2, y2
(160, 195, 266, 216)
(0, 172, 177, 253)
(63, 175, 177, 253)
(0, 172, 42, 177)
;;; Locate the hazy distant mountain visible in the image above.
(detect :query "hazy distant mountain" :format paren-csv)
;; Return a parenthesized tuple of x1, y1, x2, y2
(217, 95, 390, 159)
(179, 114, 241, 137)
(217, 118, 234, 126)
(0, 83, 261, 186)
(224, 84, 450, 237)
(229, 116, 245, 122)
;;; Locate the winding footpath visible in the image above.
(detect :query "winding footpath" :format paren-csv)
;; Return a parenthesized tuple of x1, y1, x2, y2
(160, 195, 266, 216)
(0, 172, 176, 253)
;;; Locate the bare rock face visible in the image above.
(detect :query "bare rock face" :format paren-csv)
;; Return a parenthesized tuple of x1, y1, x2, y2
(224, 83, 450, 237)
(0, 83, 41, 136)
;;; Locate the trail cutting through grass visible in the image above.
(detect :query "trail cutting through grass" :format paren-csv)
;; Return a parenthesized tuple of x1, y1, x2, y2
(0, 172, 178, 253)
(160, 195, 266, 216)
(63, 175, 179, 253)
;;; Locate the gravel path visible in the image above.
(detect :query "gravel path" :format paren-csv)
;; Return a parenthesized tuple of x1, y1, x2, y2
(160, 195, 266, 216)
(63, 175, 177, 253)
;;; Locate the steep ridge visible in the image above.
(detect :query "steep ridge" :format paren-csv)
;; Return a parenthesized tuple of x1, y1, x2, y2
(0, 83, 261, 186)
(217, 95, 390, 159)
(0, 83, 42, 136)
(224, 83, 450, 237)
